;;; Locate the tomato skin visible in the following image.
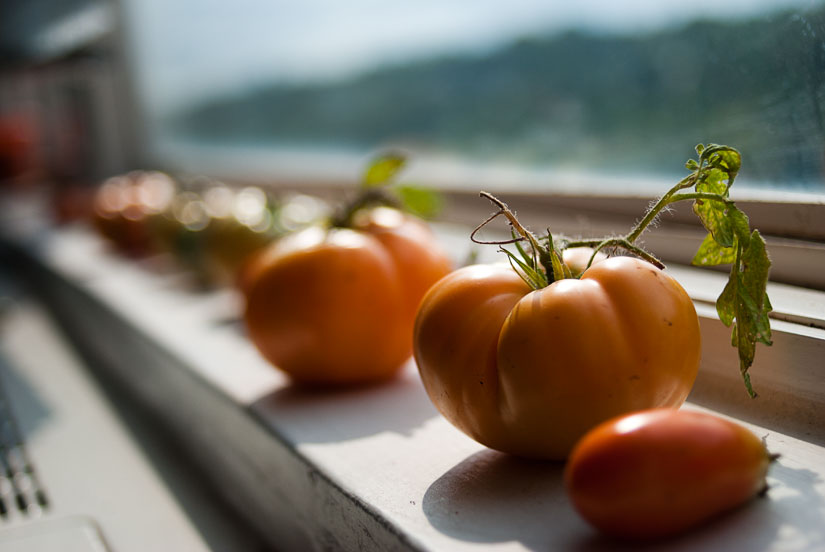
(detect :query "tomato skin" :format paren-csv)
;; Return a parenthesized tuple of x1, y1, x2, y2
(413, 256, 700, 459)
(561, 247, 607, 277)
(565, 408, 772, 540)
(350, 207, 454, 327)
(244, 208, 451, 385)
(413, 264, 532, 451)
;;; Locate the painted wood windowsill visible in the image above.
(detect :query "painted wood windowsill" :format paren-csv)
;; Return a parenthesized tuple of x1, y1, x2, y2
(7, 224, 825, 552)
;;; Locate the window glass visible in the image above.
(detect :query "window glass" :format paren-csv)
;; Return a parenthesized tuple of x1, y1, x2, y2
(124, 0, 825, 193)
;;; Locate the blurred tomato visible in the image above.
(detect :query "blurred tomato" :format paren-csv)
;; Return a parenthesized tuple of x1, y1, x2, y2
(243, 206, 452, 385)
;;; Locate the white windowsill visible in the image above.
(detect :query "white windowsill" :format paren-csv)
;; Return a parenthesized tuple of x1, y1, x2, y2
(8, 222, 825, 551)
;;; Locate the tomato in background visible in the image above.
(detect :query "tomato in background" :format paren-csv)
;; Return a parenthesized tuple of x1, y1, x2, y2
(242, 152, 451, 385)
(91, 172, 173, 256)
(244, 206, 451, 385)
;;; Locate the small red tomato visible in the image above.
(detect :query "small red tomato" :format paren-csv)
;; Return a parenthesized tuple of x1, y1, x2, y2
(564, 408, 774, 541)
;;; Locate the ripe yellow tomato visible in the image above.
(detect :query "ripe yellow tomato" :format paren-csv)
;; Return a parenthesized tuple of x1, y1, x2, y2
(413, 256, 701, 459)
(244, 207, 451, 385)
(565, 408, 774, 540)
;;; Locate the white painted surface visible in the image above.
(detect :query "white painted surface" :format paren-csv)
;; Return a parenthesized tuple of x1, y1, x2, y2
(0, 297, 254, 551)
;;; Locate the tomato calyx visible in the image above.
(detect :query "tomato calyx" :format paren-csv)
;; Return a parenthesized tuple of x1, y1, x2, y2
(471, 192, 568, 288)
(473, 191, 671, 289)
(471, 143, 773, 398)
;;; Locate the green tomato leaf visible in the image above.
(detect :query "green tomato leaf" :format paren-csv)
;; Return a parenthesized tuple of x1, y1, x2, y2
(740, 230, 773, 346)
(692, 171, 750, 249)
(716, 273, 737, 327)
(692, 232, 736, 266)
(715, 229, 772, 398)
(727, 206, 752, 245)
(702, 145, 742, 185)
(693, 174, 735, 246)
(363, 152, 406, 188)
(395, 184, 443, 219)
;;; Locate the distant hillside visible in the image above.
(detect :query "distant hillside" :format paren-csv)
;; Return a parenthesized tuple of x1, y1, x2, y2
(172, 6, 825, 187)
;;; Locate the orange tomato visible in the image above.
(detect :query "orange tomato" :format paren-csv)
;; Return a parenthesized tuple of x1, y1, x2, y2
(413, 256, 700, 459)
(244, 207, 451, 385)
(565, 408, 774, 540)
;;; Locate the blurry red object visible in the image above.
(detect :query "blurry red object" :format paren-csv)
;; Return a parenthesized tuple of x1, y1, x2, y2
(0, 113, 39, 186)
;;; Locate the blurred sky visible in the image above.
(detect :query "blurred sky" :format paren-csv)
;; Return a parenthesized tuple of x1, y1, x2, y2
(123, 0, 820, 115)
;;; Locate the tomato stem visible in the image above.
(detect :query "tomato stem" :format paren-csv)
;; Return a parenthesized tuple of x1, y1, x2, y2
(624, 177, 704, 245)
(668, 192, 734, 206)
(474, 192, 566, 285)
(330, 187, 399, 228)
(597, 239, 664, 269)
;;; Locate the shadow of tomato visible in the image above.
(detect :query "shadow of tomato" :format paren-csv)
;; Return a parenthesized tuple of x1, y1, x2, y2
(421, 449, 583, 548)
(250, 362, 439, 445)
